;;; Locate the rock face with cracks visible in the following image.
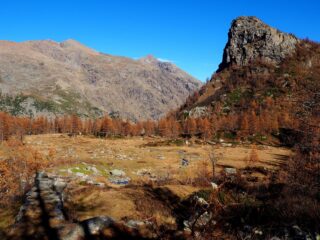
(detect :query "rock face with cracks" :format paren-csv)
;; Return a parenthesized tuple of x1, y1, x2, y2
(218, 16, 299, 71)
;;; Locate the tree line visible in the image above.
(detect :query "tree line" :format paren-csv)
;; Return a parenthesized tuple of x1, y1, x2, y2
(0, 101, 297, 142)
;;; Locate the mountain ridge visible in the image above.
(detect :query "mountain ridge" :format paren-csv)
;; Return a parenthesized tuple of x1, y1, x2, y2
(0, 39, 201, 120)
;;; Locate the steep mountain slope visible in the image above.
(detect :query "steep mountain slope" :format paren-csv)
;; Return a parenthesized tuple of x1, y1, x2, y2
(0, 39, 201, 120)
(181, 16, 319, 127)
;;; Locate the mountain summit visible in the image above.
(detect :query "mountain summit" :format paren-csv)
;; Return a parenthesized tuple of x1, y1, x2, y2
(218, 16, 299, 71)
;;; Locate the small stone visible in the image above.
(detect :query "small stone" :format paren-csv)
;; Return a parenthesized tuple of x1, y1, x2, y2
(86, 180, 94, 185)
(196, 211, 212, 227)
(109, 177, 130, 185)
(194, 196, 209, 207)
(221, 143, 232, 147)
(75, 172, 85, 177)
(211, 182, 218, 190)
(224, 167, 237, 175)
(126, 220, 145, 229)
(94, 182, 105, 188)
(254, 229, 263, 235)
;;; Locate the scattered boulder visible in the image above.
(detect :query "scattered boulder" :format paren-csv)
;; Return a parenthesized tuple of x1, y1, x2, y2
(75, 172, 85, 178)
(224, 167, 237, 175)
(93, 182, 105, 188)
(125, 219, 152, 229)
(194, 211, 212, 228)
(110, 169, 126, 177)
(59, 223, 85, 240)
(109, 176, 131, 185)
(194, 196, 209, 208)
(80, 216, 114, 235)
(85, 166, 98, 174)
(221, 143, 233, 147)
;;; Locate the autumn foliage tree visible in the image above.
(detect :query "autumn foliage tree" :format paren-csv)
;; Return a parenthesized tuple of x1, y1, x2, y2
(100, 116, 114, 136)
(197, 117, 212, 140)
(184, 117, 197, 136)
(0, 112, 10, 141)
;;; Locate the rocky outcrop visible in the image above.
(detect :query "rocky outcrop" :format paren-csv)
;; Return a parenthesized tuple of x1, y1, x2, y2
(218, 16, 299, 71)
(9, 172, 155, 239)
(10, 172, 68, 239)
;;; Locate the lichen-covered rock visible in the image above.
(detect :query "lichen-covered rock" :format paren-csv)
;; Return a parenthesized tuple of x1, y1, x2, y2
(218, 16, 299, 71)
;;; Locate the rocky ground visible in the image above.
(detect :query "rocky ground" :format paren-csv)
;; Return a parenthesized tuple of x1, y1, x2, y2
(7, 171, 318, 239)
(8, 172, 160, 239)
(3, 134, 318, 239)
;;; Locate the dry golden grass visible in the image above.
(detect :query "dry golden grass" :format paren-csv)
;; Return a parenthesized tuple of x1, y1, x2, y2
(21, 134, 291, 181)
(0, 134, 292, 228)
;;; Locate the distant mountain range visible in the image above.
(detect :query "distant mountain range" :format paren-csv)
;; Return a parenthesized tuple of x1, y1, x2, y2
(0, 39, 201, 120)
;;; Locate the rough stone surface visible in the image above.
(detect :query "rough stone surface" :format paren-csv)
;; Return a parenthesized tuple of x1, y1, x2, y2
(218, 16, 299, 71)
(188, 106, 208, 118)
(9, 172, 154, 239)
(224, 167, 237, 175)
(15, 172, 67, 224)
(80, 216, 114, 235)
(110, 169, 126, 177)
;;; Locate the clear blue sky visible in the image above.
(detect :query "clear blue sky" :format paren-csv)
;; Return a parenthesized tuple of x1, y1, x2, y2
(0, 1, 319, 81)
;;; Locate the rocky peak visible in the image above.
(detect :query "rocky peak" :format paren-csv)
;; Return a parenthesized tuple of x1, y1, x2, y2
(218, 16, 299, 71)
(139, 55, 176, 72)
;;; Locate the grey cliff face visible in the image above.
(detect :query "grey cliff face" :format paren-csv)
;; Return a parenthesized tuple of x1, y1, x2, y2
(218, 16, 299, 71)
